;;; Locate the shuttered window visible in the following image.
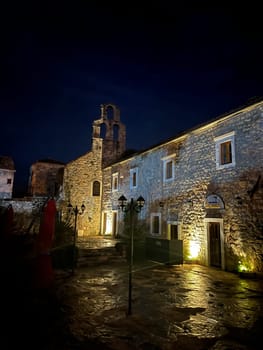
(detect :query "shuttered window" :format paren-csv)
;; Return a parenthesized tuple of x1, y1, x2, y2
(220, 141, 232, 164)
(215, 132, 235, 170)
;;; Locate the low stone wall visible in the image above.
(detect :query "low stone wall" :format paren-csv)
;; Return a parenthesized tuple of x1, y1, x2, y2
(0, 197, 47, 234)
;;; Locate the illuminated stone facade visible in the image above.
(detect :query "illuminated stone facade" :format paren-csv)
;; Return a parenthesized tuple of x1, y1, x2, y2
(61, 103, 126, 236)
(102, 101, 263, 272)
(5, 100, 261, 273)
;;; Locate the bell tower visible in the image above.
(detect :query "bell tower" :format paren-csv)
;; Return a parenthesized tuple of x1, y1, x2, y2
(92, 104, 126, 167)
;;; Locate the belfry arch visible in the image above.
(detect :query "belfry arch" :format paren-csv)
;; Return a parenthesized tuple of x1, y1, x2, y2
(92, 103, 126, 167)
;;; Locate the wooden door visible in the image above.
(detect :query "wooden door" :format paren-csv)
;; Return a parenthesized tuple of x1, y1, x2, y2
(209, 222, 221, 267)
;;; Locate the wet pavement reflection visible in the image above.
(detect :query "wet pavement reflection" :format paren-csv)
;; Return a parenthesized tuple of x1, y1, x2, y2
(55, 262, 263, 349)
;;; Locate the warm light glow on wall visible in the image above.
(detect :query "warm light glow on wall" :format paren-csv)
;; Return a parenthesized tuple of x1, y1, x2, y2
(188, 241, 200, 259)
(235, 248, 255, 273)
(237, 259, 254, 273)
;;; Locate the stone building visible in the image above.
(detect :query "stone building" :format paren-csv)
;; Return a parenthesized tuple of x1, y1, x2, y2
(28, 158, 65, 197)
(0, 158, 64, 234)
(61, 103, 126, 236)
(100, 100, 262, 273)
(61, 99, 263, 272)
(0, 156, 15, 199)
(3, 99, 260, 273)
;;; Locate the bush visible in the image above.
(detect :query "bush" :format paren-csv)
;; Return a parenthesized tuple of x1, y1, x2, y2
(53, 220, 74, 248)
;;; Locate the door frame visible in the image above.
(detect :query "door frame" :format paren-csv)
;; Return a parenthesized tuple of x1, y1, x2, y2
(112, 210, 118, 237)
(101, 210, 119, 236)
(204, 218, 225, 270)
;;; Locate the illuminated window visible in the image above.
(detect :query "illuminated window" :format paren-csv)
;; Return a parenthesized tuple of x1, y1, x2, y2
(112, 173, 118, 192)
(150, 213, 161, 236)
(130, 168, 138, 189)
(215, 132, 236, 169)
(162, 154, 175, 182)
(92, 181, 100, 196)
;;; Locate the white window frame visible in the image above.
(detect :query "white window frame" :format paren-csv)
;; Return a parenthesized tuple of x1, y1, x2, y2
(130, 167, 138, 189)
(214, 131, 236, 170)
(150, 213, 161, 236)
(112, 172, 119, 192)
(162, 154, 175, 182)
(167, 221, 181, 240)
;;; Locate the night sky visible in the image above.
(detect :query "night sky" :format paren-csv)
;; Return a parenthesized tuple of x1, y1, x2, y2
(1, 2, 262, 195)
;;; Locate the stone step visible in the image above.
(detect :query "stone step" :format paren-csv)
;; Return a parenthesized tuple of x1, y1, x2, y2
(77, 237, 121, 249)
(78, 246, 117, 256)
(76, 245, 127, 267)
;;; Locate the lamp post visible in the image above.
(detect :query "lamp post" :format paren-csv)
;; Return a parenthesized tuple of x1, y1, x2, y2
(118, 195, 145, 315)
(67, 203, 85, 274)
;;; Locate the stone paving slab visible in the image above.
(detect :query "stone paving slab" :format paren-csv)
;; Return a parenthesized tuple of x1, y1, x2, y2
(2, 252, 263, 349)
(53, 262, 263, 350)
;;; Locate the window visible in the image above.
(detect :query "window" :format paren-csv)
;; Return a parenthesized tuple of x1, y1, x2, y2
(7, 178, 12, 184)
(150, 213, 161, 236)
(167, 221, 181, 240)
(220, 141, 232, 164)
(214, 132, 236, 169)
(170, 224, 178, 239)
(130, 168, 138, 189)
(162, 154, 175, 182)
(92, 181, 100, 196)
(166, 160, 173, 179)
(112, 173, 118, 192)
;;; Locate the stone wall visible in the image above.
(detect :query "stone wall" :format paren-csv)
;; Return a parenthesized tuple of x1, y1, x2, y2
(28, 160, 65, 197)
(61, 150, 103, 236)
(103, 102, 263, 272)
(0, 197, 48, 234)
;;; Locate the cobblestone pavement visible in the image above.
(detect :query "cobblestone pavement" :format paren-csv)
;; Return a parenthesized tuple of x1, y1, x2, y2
(51, 261, 263, 350)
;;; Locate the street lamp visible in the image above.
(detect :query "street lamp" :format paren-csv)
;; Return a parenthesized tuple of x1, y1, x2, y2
(118, 195, 145, 315)
(67, 203, 85, 274)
